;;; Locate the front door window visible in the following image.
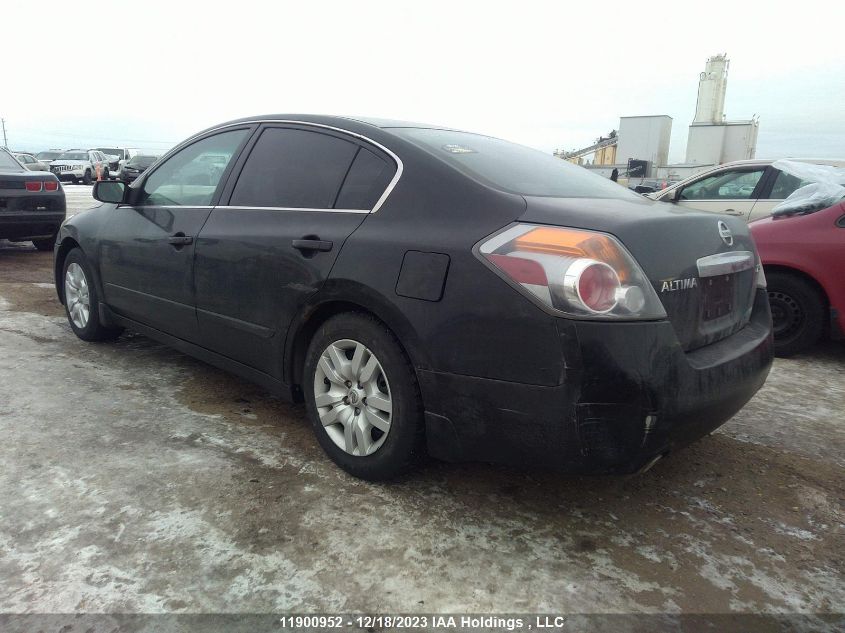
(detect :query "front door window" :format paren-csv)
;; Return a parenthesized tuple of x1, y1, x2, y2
(680, 169, 766, 201)
(139, 129, 248, 206)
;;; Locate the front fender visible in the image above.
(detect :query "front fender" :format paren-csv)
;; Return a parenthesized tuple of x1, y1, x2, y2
(54, 205, 110, 304)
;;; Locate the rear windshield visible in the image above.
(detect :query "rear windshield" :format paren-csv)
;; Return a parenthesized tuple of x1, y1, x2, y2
(392, 128, 639, 199)
(58, 152, 89, 160)
(0, 151, 22, 170)
(128, 155, 158, 167)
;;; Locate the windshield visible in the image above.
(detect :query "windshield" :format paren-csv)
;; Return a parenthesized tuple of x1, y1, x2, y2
(57, 152, 89, 161)
(36, 151, 62, 160)
(0, 150, 23, 170)
(392, 128, 640, 199)
(128, 155, 158, 167)
(96, 148, 123, 158)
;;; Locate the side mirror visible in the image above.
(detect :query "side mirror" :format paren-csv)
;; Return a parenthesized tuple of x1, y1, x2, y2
(93, 180, 127, 204)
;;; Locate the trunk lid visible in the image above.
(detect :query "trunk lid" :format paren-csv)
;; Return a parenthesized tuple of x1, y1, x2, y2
(521, 195, 758, 351)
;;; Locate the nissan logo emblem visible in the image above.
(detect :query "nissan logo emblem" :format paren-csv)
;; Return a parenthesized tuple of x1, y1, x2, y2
(718, 221, 734, 246)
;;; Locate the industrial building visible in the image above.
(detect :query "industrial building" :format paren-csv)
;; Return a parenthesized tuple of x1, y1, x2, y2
(556, 54, 759, 181)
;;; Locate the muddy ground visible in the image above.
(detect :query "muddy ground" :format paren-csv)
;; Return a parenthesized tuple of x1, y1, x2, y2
(0, 240, 843, 627)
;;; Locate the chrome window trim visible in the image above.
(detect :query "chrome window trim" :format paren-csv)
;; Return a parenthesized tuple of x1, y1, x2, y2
(162, 119, 403, 213)
(219, 205, 369, 214)
(116, 204, 216, 210)
(115, 204, 368, 214)
(696, 251, 755, 277)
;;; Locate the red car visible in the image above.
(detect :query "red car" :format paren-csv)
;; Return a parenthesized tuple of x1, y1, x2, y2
(750, 201, 845, 356)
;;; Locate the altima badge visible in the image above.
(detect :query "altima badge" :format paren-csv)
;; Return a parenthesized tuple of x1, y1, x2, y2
(661, 278, 698, 292)
(718, 221, 734, 246)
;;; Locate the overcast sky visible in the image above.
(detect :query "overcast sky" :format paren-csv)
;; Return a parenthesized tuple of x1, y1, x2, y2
(4, 0, 844, 162)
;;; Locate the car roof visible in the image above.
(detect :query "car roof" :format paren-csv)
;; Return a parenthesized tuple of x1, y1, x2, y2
(194, 114, 461, 139)
(715, 157, 845, 168)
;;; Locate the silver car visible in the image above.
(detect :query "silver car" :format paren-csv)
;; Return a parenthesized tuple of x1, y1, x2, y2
(13, 153, 50, 172)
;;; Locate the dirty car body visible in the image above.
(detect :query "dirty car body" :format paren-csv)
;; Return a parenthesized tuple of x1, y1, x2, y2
(53, 115, 773, 478)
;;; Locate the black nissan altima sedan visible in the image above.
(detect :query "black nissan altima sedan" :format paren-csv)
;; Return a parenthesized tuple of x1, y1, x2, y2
(53, 115, 773, 480)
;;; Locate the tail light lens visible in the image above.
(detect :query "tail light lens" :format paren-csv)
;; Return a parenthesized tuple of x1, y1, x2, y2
(25, 181, 43, 192)
(44, 180, 59, 191)
(478, 224, 666, 320)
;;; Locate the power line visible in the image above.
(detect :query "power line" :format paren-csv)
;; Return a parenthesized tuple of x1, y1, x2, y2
(11, 124, 177, 145)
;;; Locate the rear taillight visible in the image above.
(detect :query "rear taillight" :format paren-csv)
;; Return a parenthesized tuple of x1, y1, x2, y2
(44, 181, 59, 191)
(25, 181, 43, 192)
(478, 224, 666, 320)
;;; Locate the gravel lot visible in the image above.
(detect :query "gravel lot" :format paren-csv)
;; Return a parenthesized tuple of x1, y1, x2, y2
(1, 187, 843, 626)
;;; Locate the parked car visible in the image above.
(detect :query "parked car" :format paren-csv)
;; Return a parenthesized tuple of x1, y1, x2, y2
(35, 150, 65, 166)
(119, 154, 159, 183)
(13, 152, 50, 172)
(649, 158, 845, 221)
(95, 147, 139, 179)
(750, 201, 845, 356)
(0, 147, 66, 250)
(49, 149, 110, 184)
(54, 115, 773, 481)
(628, 178, 676, 195)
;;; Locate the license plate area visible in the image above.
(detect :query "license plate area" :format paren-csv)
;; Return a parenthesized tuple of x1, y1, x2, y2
(702, 274, 735, 321)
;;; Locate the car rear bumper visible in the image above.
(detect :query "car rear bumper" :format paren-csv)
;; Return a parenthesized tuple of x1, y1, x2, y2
(0, 212, 66, 239)
(55, 172, 85, 182)
(419, 289, 773, 473)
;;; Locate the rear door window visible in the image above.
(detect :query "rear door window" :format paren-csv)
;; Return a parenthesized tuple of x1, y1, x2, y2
(335, 147, 395, 209)
(230, 127, 358, 209)
(767, 170, 812, 199)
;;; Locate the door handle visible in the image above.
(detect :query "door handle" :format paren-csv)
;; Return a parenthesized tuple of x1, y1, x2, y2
(168, 233, 193, 246)
(723, 209, 744, 216)
(292, 238, 333, 252)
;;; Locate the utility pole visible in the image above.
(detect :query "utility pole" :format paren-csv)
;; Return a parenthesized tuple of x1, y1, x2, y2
(1, 118, 7, 149)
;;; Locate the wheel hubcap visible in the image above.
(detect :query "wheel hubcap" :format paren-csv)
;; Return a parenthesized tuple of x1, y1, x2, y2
(65, 263, 90, 329)
(314, 339, 392, 457)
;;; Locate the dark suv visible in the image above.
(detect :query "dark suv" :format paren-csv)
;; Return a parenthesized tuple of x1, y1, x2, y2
(54, 115, 773, 480)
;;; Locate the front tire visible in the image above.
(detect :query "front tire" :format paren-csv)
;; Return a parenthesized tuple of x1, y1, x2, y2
(767, 271, 826, 357)
(62, 248, 123, 342)
(82, 170, 92, 185)
(303, 312, 424, 481)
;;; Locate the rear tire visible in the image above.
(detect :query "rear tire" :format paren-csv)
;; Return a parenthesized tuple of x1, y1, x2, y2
(32, 234, 57, 251)
(766, 271, 826, 357)
(62, 248, 123, 342)
(303, 312, 424, 481)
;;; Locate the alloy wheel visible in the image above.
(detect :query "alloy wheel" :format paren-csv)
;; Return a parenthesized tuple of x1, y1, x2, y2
(314, 339, 392, 457)
(65, 263, 91, 329)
